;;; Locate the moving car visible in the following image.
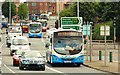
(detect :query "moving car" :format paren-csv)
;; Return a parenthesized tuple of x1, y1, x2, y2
(37, 19, 49, 32)
(10, 36, 31, 56)
(19, 50, 45, 70)
(6, 25, 22, 47)
(13, 50, 30, 66)
(40, 14, 49, 20)
(21, 21, 30, 33)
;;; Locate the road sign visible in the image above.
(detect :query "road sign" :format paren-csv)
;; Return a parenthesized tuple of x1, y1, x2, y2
(61, 17, 82, 30)
(100, 26, 110, 36)
(82, 25, 91, 35)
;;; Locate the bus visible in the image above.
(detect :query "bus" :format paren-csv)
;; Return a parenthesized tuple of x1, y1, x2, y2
(45, 28, 84, 66)
(28, 22, 42, 38)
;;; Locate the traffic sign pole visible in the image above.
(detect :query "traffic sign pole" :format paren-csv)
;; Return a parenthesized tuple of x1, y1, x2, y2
(104, 25, 107, 66)
(90, 22, 92, 62)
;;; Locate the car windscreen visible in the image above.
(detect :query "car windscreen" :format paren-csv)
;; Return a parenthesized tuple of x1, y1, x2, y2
(24, 51, 42, 58)
(13, 39, 29, 45)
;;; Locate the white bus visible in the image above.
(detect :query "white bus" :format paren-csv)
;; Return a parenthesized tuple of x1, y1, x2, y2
(28, 22, 42, 38)
(45, 28, 84, 66)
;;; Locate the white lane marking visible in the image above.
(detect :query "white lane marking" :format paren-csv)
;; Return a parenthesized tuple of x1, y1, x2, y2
(0, 43, 4, 48)
(45, 65, 69, 75)
(3, 64, 15, 73)
(45, 65, 63, 73)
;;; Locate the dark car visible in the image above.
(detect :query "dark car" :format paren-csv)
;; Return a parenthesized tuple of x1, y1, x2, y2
(19, 50, 45, 70)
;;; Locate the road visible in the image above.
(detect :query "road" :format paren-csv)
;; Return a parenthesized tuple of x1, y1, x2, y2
(1, 32, 108, 75)
(1, 20, 109, 75)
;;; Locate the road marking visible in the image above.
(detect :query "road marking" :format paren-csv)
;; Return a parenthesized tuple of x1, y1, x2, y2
(3, 64, 15, 73)
(45, 65, 69, 75)
(45, 65, 63, 73)
(0, 43, 4, 48)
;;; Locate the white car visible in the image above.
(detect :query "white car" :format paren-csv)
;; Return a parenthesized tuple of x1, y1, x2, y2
(6, 25, 22, 47)
(10, 36, 31, 56)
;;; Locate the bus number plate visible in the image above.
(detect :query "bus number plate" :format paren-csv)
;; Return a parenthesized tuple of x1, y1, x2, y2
(64, 61, 71, 63)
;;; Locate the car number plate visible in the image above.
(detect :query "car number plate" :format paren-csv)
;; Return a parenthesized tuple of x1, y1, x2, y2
(64, 61, 71, 63)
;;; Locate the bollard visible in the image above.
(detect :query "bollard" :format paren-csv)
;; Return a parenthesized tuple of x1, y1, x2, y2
(109, 52, 112, 62)
(99, 51, 102, 60)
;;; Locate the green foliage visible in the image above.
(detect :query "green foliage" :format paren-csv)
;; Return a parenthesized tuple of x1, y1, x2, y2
(2, 2, 16, 18)
(18, 3, 29, 19)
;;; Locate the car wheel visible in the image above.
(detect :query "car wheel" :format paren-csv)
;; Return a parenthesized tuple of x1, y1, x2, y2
(41, 68, 45, 71)
(13, 60, 16, 66)
(19, 64, 24, 70)
(7, 44, 10, 48)
(10, 52, 13, 56)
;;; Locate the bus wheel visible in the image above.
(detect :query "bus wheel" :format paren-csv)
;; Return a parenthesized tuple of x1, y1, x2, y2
(51, 63, 55, 67)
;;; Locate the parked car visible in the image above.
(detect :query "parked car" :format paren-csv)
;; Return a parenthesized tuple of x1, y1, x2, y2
(10, 36, 31, 56)
(19, 50, 45, 70)
(12, 50, 30, 66)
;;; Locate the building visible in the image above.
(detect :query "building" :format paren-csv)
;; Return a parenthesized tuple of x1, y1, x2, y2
(26, 0, 72, 16)
(27, 2, 57, 16)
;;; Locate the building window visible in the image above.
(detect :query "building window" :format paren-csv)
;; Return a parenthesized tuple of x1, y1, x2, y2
(32, 3, 37, 6)
(40, 3, 43, 6)
(32, 10, 37, 13)
(45, 3, 47, 6)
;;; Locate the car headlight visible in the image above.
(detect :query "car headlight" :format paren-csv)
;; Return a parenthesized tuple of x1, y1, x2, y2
(22, 60, 29, 64)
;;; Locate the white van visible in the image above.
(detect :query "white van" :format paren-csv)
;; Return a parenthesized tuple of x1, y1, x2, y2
(10, 36, 31, 56)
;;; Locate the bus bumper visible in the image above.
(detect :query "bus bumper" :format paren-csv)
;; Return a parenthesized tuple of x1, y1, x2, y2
(51, 55, 84, 64)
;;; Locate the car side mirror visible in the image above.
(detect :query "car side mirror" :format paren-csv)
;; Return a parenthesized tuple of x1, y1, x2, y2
(43, 56, 45, 58)
(50, 38, 52, 43)
(84, 40, 87, 44)
(45, 43, 50, 48)
(29, 43, 31, 45)
(47, 27, 49, 30)
(6, 32, 8, 34)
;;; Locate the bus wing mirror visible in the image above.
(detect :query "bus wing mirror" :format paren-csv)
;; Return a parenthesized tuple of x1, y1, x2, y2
(50, 38, 52, 43)
(45, 43, 50, 48)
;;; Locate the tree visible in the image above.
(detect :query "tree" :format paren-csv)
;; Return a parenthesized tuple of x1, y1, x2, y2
(18, 3, 29, 20)
(2, 1, 16, 18)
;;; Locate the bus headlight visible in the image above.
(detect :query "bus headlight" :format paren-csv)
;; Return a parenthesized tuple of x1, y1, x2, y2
(53, 57, 58, 60)
(78, 57, 83, 60)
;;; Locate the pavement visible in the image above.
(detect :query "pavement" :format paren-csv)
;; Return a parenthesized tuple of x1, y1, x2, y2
(83, 44, 119, 75)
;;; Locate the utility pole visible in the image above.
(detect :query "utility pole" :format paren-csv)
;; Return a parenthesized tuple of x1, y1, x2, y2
(77, 0, 79, 17)
(90, 22, 93, 62)
(113, 17, 116, 49)
(58, 0, 60, 28)
(9, 1, 11, 24)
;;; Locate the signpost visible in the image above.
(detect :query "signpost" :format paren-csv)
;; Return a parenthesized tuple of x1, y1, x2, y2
(61, 17, 82, 30)
(100, 25, 110, 66)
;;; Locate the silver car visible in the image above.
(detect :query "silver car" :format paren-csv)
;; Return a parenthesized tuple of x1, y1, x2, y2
(19, 50, 45, 70)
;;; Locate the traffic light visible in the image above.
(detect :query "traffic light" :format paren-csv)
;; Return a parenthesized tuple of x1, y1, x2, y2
(113, 17, 116, 27)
